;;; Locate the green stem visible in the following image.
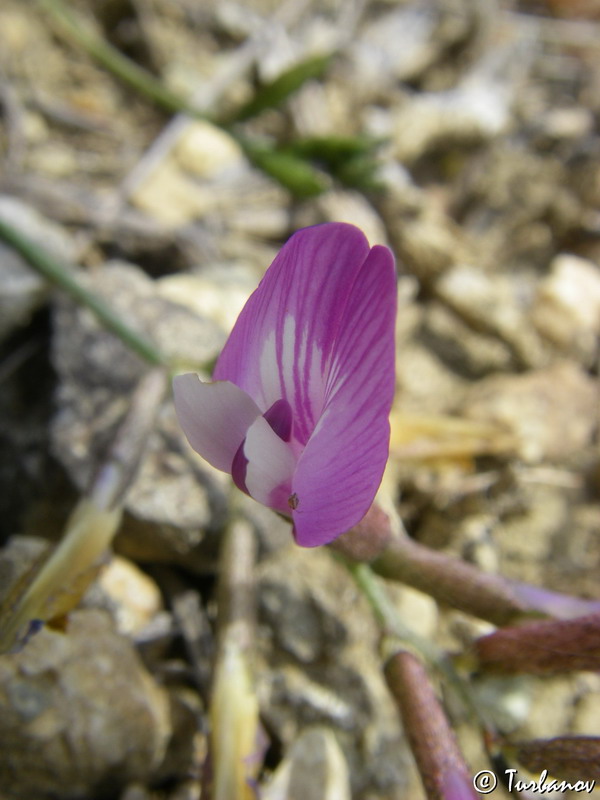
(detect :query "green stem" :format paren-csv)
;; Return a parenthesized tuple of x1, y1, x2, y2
(347, 561, 496, 736)
(39, 0, 199, 118)
(38, 0, 329, 197)
(348, 562, 441, 661)
(0, 216, 167, 368)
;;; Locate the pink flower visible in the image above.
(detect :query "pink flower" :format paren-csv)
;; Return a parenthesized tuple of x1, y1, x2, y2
(173, 223, 396, 546)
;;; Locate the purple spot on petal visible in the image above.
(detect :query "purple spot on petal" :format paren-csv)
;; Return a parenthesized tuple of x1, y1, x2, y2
(231, 441, 249, 494)
(263, 398, 293, 442)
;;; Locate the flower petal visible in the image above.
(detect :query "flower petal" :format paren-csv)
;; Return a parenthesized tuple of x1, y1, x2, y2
(291, 244, 396, 546)
(243, 416, 297, 514)
(173, 374, 261, 471)
(231, 398, 294, 494)
(263, 398, 293, 442)
(213, 223, 372, 444)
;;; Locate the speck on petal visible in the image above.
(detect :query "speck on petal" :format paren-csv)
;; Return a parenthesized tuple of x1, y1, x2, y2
(173, 374, 261, 472)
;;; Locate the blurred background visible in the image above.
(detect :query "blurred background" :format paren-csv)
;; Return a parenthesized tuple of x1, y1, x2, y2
(0, 1, 599, 798)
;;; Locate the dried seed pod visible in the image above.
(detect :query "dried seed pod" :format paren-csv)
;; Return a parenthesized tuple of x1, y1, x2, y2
(510, 736, 600, 783)
(472, 614, 600, 675)
(384, 650, 477, 800)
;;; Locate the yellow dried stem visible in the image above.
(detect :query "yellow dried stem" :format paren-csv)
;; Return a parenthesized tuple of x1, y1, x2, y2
(210, 641, 260, 800)
(0, 499, 121, 653)
(0, 369, 167, 653)
(210, 519, 260, 800)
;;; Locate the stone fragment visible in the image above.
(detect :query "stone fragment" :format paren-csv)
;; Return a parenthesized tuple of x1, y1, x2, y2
(497, 486, 569, 584)
(157, 268, 256, 334)
(536, 107, 594, 143)
(532, 254, 600, 365)
(436, 264, 548, 368)
(462, 362, 597, 462)
(51, 261, 228, 571)
(469, 675, 533, 734)
(0, 196, 75, 343)
(127, 119, 288, 233)
(315, 190, 389, 249)
(0, 610, 171, 800)
(424, 302, 513, 375)
(571, 674, 600, 736)
(128, 163, 215, 228)
(388, 76, 510, 164)
(27, 141, 78, 177)
(0, 536, 51, 616)
(95, 555, 163, 637)
(513, 677, 579, 740)
(349, 6, 437, 90)
(263, 726, 351, 800)
(174, 121, 245, 178)
(255, 546, 411, 798)
(395, 343, 467, 415)
(390, 584, 438, 641)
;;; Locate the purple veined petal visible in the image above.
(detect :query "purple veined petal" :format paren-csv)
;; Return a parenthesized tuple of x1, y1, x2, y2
(243, 416, 297, 514)
(213, 223, 372, 444)
(291, 244, 396, 547)
(173, 374, 261, 472)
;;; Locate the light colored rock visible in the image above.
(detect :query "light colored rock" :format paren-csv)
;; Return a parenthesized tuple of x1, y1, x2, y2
(395, 343, 467, 415)
(514, 677, 579, 740)
(389, 584, 439, 641)
(96, 556, 163, 637)
(571, 677, 600, 736)
(120, 784, 154, 800)
(114, 417, 228, 572)
(349, 6, 436, 90)
(128, 162, 215, 228)
(157, 267, 256, 333)
(263, 726, 352, 800)
(533, 254, 600, 365)
(470, 675, 533, 734)
(27, 141, 78, 177)
(436, 264, 548, 368)
(378, 187, 473, 282)
(175, 121, 245, 178)
(226, 204, 290, 238)
(538, 107, 594, 142)
(316, 191, 389, 248)
(127, 115, 288, 233)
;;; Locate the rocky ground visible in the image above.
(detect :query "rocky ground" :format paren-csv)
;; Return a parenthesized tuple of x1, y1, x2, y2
(0, 1, 599, 798)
